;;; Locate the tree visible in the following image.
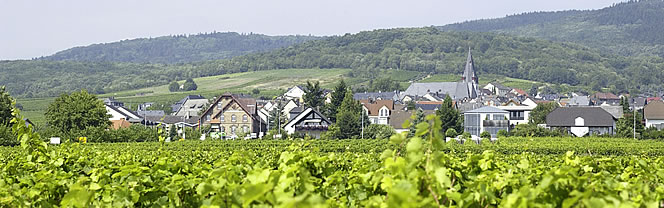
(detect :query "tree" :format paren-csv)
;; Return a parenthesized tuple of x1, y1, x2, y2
(335, 89, 368, 139)
(409, 108, 425, 137)
(169, 82, 180, 92)
(529, 102, 558, 125)
(45, 90, 110, 134)
(183, 78, 198, 91)
(369, 77, 401, 92)
(303, 81, 324, 110)
(0, 86, 14, 126)
(269, 100, 287, 132)
(364, 124, 396, 139)
(436, 95, 463, 134)
(252, 88, 260, 95)
(617, 109, 644, 138)
(324, 80, 347, 122)
(406, 100, 416, 111)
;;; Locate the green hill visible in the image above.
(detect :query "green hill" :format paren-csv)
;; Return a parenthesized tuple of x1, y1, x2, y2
(4, 27, 664, 99)
(41, 32, 321, 64)
(438, 0, 664, 57)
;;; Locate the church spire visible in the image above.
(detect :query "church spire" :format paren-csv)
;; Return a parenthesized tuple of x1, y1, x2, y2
(462, 48, 477, 84)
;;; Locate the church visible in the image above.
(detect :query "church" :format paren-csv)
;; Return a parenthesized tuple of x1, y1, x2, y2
(402, 49, 480, 101)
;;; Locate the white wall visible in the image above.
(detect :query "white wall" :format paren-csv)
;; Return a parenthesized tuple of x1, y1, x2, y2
(646, 119, 664, 128)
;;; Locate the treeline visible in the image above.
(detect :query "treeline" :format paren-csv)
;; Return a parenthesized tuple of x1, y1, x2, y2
(3, 28, 664, 98)
(41, 32, 321, 64)
(193, 28, 663, 94)
(438, 0, 664, 57)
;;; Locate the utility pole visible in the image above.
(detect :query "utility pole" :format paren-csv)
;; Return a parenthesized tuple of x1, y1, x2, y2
(361, 109, 364, 139)
(633, 101, 636, 140)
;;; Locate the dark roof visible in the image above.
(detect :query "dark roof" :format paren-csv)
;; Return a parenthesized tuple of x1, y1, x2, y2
(389, 105, 412, 130)
(106, 105, 142, 119)
(546, 107, 615, 127)
(284, 108, 332, 128)
(353, 92, 398, 101)
(644, 101, 664, 120)
(592, 92, 619, 100)
(415, 103, 441, 111)
(491, 82, 511, 90)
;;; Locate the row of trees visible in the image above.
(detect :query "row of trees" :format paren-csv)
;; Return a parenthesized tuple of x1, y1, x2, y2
(168, 78, 198, 92)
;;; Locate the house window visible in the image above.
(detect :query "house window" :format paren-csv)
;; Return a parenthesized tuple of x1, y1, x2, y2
(220, 115, 225, 122)
(492, 114, 505, 120)
(231, 126, 237, 134)
(243, 115, 248, 122)
(221, 126, 225, 133)
(242, 125, 249, 133)
(217, 102, 222, 109)
(206, 115, 211, 121)
(231, 115, 237, 122)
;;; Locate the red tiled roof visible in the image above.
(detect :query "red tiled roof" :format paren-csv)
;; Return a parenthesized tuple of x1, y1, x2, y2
(360, 99, 394, 116)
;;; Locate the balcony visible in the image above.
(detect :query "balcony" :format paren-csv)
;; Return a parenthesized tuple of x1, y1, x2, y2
(509, 117, 525, 121)
(483, 120, 510, 128)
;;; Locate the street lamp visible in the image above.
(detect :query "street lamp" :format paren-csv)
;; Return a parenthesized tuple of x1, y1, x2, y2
(633, 101, 636, 140)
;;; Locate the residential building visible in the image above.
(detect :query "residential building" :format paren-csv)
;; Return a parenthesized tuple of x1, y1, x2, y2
(591, 92, 620, 105)
(630, 97, 647, 110)
(644, 101, 664, 130)
(389, 104, 412, 133)
(463, 106, 510, 137)
(483, 83, 511, 97)
(103, 97, 124, 107)
(402, 49, 479, 101)
(284, 86, 307, 103)
(510, 88, 528, 97)
(361, 99, 394, 125)
(497, 100, 535, 128)
(199, 93, 266, 138)
(546, 107, 617, 137)
(172, 95, 209, 117)
(567, 96, 590, 106)
(284, 107, 332, 138)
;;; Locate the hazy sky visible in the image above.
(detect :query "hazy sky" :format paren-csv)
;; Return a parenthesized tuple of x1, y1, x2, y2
(0, 0, 624, 60)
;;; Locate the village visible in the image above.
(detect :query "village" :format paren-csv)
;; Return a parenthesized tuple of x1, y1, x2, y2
(103, 50, 664, 140)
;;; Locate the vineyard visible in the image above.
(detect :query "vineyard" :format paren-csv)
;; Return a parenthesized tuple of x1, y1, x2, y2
(2, 116, 664, 207)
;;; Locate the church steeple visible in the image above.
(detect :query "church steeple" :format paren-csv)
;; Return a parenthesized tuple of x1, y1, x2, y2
(462, 48, 477, 84)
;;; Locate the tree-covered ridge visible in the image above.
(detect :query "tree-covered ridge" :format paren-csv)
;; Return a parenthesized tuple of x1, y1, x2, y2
(196, 28, 663, 94)
(3, 27, 664, 98)
(438, 0, 664, 57)
(41, 32, 321, 64)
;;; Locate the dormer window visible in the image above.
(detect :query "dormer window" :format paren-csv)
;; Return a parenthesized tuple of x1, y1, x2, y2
(206, 115, 211, 121)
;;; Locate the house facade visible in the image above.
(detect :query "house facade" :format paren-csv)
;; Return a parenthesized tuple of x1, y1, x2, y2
(644, 101, 664, 130)
(463, 106, 510, 137)
(173, 95, 209, 117)
(361, 99, 394, 125)
(546, 107, 616, 137)
(284, 86, 306, 103)
(199, 93, 265, 138)
(284, 108, 332, 138)
(496, 100, 535, 128)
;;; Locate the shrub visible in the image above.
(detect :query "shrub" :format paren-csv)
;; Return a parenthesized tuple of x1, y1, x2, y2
(364, 124, 396, 139)
(462, 132, 471, 140)
(497, 129, 509, 138)
(480, 131, 491, 140)
(445, 128, 458, 138)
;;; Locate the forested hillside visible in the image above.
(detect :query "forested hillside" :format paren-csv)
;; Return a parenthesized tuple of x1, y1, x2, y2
(41, 32, 321, 64)
(3, 27, 664, 98)
(194, 28, 663, 94)
(439, 0, 664, 57)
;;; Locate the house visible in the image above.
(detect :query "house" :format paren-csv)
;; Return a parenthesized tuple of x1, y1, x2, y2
(510, 88, 528, 97)
(402, 50, 480, 101)
(106, 104, 142, 123)
(199, 93, 266, 138)
(354, 91, 400, 102)
(591, 92, 620, 105)
(546, 107, 617, 137)
(567, 96, 590, 106)
(103, 97, 124, 107)
(284, 86, 307, 103)
(497, 100, 535, 128)
(630, 97, 647, 110)
(644, 101, 664, 130)
(361, 99, 394, 125)
(483, 83, 511, 97)
(172, 95, 208, 117)
(388, 104, 412, 133)
(282, 99, 300, 120)
(284, 107, 332, 138)
(463, 106, 510, 137)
